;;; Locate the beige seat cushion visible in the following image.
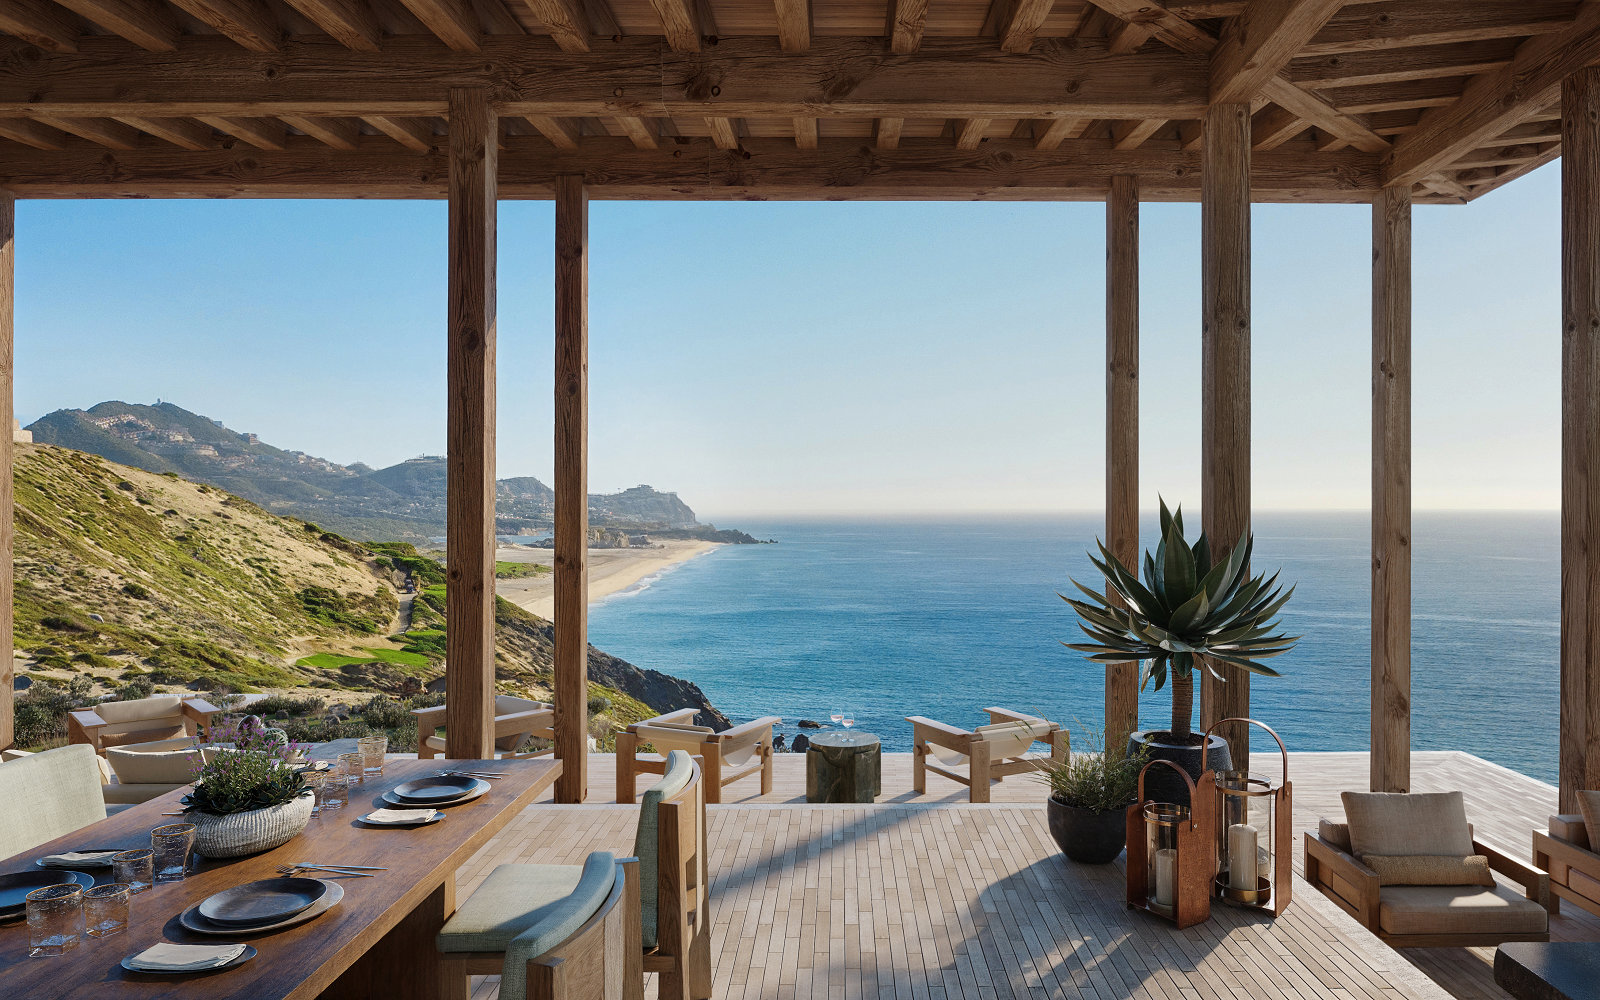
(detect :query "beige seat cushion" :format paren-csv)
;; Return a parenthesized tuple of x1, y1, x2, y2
(1342, 791, 1475, 858)
(106, 745, 202, 786)
(974, 719, 1053, 761)
(1320, 819, 1353, 853)
(1578, 791, 1600, 855)
(103, 783, 186, 805)
(1549, 814, 1592, 851)
(94, 696, 187, 739)
(0, 745, 108, 859)
(438, 863, 585, 952)
(1378, 883, 1549, 937)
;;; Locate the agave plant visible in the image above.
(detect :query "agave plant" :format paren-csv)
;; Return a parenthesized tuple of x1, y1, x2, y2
(1063, 500, 1299, 741)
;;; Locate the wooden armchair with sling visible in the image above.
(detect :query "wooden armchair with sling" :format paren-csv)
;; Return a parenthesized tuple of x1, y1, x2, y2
(906, 708, 1066, 803)
(615, 708, 780, 804)
(413, 695, 556, 761)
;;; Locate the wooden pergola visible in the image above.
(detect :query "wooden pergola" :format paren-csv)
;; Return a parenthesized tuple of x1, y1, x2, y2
(0, 0, 1593, 808)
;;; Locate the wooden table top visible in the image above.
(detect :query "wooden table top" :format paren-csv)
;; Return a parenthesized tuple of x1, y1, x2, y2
(0, 757, 561, 999)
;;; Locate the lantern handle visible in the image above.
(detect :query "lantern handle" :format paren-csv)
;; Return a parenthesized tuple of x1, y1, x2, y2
(1135, 759, 1201, 830)
(1203, 717, 1289, 787)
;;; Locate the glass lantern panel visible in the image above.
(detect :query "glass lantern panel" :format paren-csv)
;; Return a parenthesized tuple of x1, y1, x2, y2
(1144, 803, 1186, 915)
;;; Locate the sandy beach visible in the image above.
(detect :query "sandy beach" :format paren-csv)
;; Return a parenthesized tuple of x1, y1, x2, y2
(495, 539, 720, 620)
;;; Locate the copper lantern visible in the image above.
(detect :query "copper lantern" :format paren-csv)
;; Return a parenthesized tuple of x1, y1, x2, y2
(1200, 718, 1293, 916)
(1126, 759, 1214, 929)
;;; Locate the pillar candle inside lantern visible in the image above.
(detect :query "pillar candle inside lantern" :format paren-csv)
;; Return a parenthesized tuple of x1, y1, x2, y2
(1154, 848, 1177, 906)
(1228, 824, 1258, 890)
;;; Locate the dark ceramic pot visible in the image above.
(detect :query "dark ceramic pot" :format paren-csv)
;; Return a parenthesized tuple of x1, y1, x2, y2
(1046, 796, 1129, 864)
(1129, 730, 1231, 808)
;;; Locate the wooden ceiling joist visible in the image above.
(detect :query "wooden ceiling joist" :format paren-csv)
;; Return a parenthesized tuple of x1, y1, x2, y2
(1324, 76, 1465, 115)
(1288, 38, 1518, 91)
(1107, 20, 1155, 55)
(1210, 0, 1347, 106)
(885, 0, 928, 54)
(1301, 0, 1580, 57)
(53, 0, 179, 50)
(526, 114, 581, 147)
(991, 0, 1063, 54)
(362, 115, 436, 151)
(278, 0, 382, 50)
(523, 0, 591, 52)
(0, 0, 80, 52)
(0, 117, 68, 149)
(395, 0, 481, 50)
(774, 0, 809, 51)
(954, 117, 990, 149)
(281, 115, 361, 148)
(874, 116, 902, 149)
(34, 115, 140, 149)
(116, 115, 218, 149)
(196, 115, 287, 149)
(705, 116, 737, 148)
(1250, 104, 1306, 150)
(648, 0, 701, 51)
(1034, 116, 1088, 149)
(610, 115, 658, 149)
(166, 0, 282, 51)
(1111, 118, 1164, 149)
(793, 116, 817, 148)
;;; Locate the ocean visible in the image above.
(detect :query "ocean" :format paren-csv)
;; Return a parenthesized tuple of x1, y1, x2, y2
(585, 512, 1560, 784)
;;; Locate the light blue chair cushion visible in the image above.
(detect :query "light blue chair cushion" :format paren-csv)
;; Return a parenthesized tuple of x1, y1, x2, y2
(633, 749, 694, 948)
(437, 852, 615, 1000)
(0, 744, 108, 860)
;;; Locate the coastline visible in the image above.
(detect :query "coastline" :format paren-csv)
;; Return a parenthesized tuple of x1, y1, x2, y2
(495, 539, 720, 620)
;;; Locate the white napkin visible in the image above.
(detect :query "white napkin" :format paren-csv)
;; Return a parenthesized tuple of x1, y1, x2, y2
(363, 808, 438, 824)
(127, 942, 246, 971)
(40, 850, 121, 867)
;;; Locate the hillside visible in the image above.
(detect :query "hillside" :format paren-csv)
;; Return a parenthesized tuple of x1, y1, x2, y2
(10, 443, 730, 746)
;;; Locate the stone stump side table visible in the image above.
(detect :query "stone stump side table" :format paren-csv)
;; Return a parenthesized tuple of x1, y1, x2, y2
(806, 732, 881, 803)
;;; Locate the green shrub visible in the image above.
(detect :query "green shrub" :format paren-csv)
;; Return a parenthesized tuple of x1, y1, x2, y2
(72, 652, 116, 670)
(40, 615, 89, 632)
(588, 694, 613, 715)
(118, 676, 156, 700)
(12, 676, 95, 749)
(357, 695, 411, 729)
(252, 693, 327, 717)
(297, 586, 392, 634)
(122, 582, 151, 600)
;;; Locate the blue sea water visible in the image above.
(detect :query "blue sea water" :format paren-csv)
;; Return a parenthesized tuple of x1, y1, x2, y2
(585, 513, 1560, 784)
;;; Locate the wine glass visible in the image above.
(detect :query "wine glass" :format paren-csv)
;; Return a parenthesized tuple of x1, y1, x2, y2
(841, 712, 855, 730)
(829, 709, 843, 728)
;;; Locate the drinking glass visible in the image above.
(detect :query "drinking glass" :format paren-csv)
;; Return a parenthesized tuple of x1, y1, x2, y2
(841, 712, 855, 730)
(319, 771, 348, 811)
(111, 849, 155, 894)
(83, 884, 130, 939)
(303, 769, 327, 815)
(25, 884, 83, 957)
(337, 752, 365, 786)
(357, 736, 388, 778)
(151, 823, 197, 883)
(829, 709, 843, 727)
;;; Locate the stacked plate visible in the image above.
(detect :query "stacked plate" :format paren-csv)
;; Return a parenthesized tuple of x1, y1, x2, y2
(178, 878, 345, 936)
(0, 870, 94, 921)
(379, 775, 489, 809)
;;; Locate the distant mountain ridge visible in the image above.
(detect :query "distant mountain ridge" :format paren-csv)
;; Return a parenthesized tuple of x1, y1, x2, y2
(28, 402, 703, 541)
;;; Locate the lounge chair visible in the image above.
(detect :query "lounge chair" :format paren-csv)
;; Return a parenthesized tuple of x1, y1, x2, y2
(615, 709, 780, 804)
(438, 750, 711, 1000)
(906, 708, 1066, 803)
(1533, 803, 1600, 918)
(0, 744, 108, 859)
(1305, 790, 1550, 947)
(103, 737, 203, 805)
(412, 695, 555, 760)
(67, 694, 220, 754)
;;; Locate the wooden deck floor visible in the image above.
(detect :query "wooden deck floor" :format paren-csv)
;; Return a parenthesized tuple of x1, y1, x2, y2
(444, 752, 1597, 1000)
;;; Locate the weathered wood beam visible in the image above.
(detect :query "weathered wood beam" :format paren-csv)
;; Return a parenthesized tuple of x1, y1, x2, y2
(1261, 77, 1388, 152)
(166, 0, 281, 52)
(775, 0, 809, 51)
(117, 115, 217, 149)
(1200, 101, 1252, 762)
(1250, 105, 1304, 150)
(0, 118, 69, 149)
(1105, 172, 1140, 747)
(885, 0, 928, 55)
(35, 115, 140, 149)
(0, 36, 1210, 121)
(1211, 0, 1346, 106)
(1324, 77, 1463, 116)
(0, 0, 80, 52)
(705, 116, 737, 148)
(1371, 183, 1410, 794)
(196, 115, 286, 148)
(995, 0, 1059, 54)
(611, 115, 657, 149)
(649, 0, 701, 51)
(1034, 116, 1088, 149)
(584, 0, 620, 36)
(281, 115, 361, 149)
(444, 86, 497, 761)
(1107, 19, 1154, 56)
(553, 172, 588, 803)
(362, 115, 437, 151)
(397, 0, 481, 51)
(476, 0, 526, 36)
(0, 191, 11, 753)
(278, 0, 382, 51)
(955, 118, 990, 149)
(1303, 0, 1578, 57)
(53, 0, 178, 50)
(0, 137, 1386, 202)
(1288, 39, 1516, 91)
(1111, 118, 1163, 150)
(524, 0, 592, 52)
(793, 116, 817, 149)
(527, 114, 581, 148)
(1387, 3, 1600, 190)
(874, 116, 901, 149)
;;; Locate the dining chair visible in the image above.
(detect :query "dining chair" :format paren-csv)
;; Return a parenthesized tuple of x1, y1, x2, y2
(0, 744, 108, 859)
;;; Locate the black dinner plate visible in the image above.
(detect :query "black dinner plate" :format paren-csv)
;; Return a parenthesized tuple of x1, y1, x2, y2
(390, 775, 486, 804)
(197, 878, 327, 928)
(0, 869, 94, 918)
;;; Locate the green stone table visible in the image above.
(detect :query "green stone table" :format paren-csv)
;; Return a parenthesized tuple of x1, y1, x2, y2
(806, 731, 881, 803)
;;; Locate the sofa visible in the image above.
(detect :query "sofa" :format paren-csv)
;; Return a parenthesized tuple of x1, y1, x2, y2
(1533, 806, 1600, 918)
(67, 695, 221, 753)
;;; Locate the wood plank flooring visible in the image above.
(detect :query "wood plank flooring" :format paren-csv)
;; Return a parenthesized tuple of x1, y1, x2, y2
(443, 752, 1597, 1000)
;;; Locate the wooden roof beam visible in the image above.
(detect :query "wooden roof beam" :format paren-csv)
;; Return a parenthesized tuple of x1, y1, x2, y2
(649, 0, 702, 52)
(610, 116, 658, 149)
(1210, 0, 1346, 105)
(166, 0, 282, 51)
(53, 0, 178, 51)
(873, 116, 901, 149)
(1302, 0, 1579, 58)
(984, 0, 1064, 54)
(1107, 20, 1154, 55)
(0, 0, 80, 52)
(524, 0, 592, 52)
(954, 118, 990, 149)
(0, 117, 68, 149)
(34, 115, 140, 149)
(362, 115, 436, 151)
(526, 114, 581, 147)
(793, 116, 816, 148)
(278, 0, 382, 51)
(1111, 118, 1164, 149)
(1249, 104, 1304, 150)
(281, 115, 361, 149)
(705, 116, 737, 148)
(1288, 39, 1517, 91)
(1386, 3, 1600, 188)
(885, 0, 927, 55)
(1324, 77, 1465, 115)
(775, 0, 809, 51)
(1034, 117, 1088, 149)
(395, 0, 481, 51)
(116, 115, 218, 149)
(196, 116, 287, 149)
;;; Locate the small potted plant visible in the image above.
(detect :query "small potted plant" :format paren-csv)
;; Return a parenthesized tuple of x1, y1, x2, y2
(1032, 725, 1151, 864)
(182, 724, 314, 858)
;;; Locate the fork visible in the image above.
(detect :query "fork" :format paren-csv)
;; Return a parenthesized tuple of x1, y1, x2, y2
(436, 770, 505, 778)
(276, 864, 376, 878)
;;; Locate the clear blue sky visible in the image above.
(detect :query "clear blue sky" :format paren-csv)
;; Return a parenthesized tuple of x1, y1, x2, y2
(17, 164, 1561, 518)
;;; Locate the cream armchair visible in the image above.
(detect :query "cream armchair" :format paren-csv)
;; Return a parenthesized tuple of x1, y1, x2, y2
(615, 709, 779, 804)
(67, 695, 220, 755)
(412, 695, 556, 761)
(0, 744, 108, 859)
(907, 708, 1065, 803)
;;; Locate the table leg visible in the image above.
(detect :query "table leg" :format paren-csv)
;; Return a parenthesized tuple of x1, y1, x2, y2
(319, 878, 455, 1000)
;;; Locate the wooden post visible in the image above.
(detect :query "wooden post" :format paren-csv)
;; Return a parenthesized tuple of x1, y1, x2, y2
(1371, 186, 1412, 794)
(0, 193, 12, 752)
(1105, 174, 1140, 744)
(553, 173, 590, 803)
(1562, 67, 1600, 811)
(444, 88, 497, 760)
(1200, 103, 1252, 763)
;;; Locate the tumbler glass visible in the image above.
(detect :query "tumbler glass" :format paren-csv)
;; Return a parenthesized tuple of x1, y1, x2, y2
(151, 823, 197, 883)
(357, 736, 388, 778)
(303, 769, 327, 815)
(25, 884, 83, 957)
(110, 849, 154, 895)
(83, 884, 130, 938)
(337, 752, 365, 786)
(319, 772, 347, 811)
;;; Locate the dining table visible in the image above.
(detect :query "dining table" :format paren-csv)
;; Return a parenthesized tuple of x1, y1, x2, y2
(0, 756, 562, 999)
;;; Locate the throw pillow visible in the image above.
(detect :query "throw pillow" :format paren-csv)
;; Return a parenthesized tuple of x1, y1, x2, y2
(1359, 854, 1495, 887)
(1341, 790, 1475, 857)
(1578, 790, 1600, 854)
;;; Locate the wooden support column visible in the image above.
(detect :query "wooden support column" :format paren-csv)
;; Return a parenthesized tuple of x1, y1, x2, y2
(444, 88, 497, 760)
(0, 193, 12, 752)
(1371, 186, 1412, 794)
(1105, 174, 1140, 743)
(1562, 67, 1600, 811)
(1200, 103, 1252, 763)
(553, 173, 590, 803)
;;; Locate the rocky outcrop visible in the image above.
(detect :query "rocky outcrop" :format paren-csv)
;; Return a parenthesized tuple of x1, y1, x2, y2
(585, 645, 732, 732)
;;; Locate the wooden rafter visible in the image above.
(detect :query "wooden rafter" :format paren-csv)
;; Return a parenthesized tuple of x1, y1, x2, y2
(362, 115, 436, 151)
(954, 118, 990, 149)
(874, 116, 902, 149)
(1288, 39, 1517, 91)
(196, 115, 287, 149)
(524, 0, 592, 52)
(278, 0, 382, 51)
(53, 0, 178, 51)
(1249, 105, 1305, 150)
(1112, 119, 1164, 150)
(793, 117, 817, 148)
(0, 118, 67, 149)
(282, 115, 361, 149)
(584, 0, 620, 36)
(1302, 0, 1579, 57)
(1034, 117, 1088, 149)
(34, 115, 140, 149)
(774, 0, 809, 51)
(1385, 2, 1600, 188)
(705, 117, 737, 148)
(166, 0, 281, 52)
(117, 115, 218, 149)
(885, 0, 928, 54)
(1325, 77, 1465, 115)
(0, 0, 80, 52)
(648, 0, 701, 51)
(1210, 0, 1347, 106)
(396, 0, 481, 51)
(1107, 20, 1154, 55)
(527, 114, 581, 148)
(610, 116, 658, 149)
(987, 0, 1065, 54)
